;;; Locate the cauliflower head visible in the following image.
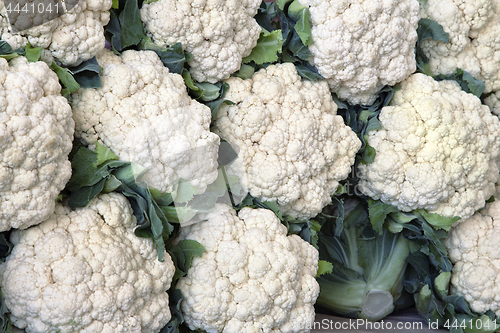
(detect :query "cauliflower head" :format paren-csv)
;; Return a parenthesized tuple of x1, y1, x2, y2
(358, 73, 500, 220)
(140, 0, 261, 83)
(419, 0, 500, 113)
(213, 63, 361, 220)
(297, 0, 419, 105)
(444, 199, 500, 315)
(0, 56, 74, 232)
(0, 193, 175, 333)
(176, 204, 320, 333)
(0, 0, 112, 66)
(72, 49, 220, 194)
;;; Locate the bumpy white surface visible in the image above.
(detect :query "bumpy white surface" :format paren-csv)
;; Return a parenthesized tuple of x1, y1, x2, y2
(358, 73, 500, 220)
(297, 0, 419, 105)
(72, 49, 220, 194)
(420, 0, 500, 114)
(0, 56, 74, 231)
(213, 63, 361, 220)
(0, 193, 175, 333)
(485, 91, 500, 116)
(445, 200, 500, 315)
(140, 0, 261, 83)
(177, 204, 320, 333)
(0, 0, 112, 66)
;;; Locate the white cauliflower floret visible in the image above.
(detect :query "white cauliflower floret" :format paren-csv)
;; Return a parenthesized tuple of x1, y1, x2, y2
(0, 56, 74, 232)
(0, 193, 175, 333)
(444, 200, 500, 315)
(71, 49, 220, 194)
(297, 0, 419, 105)
(420, 0, 500, 110)
(213, 63, 361, 220)
(176, 203, 320, 333)
(0, 0, 112, 66)
(140, 0, 261, 83)
(358, 73, 500, 221)
(485, 91, 500, 116)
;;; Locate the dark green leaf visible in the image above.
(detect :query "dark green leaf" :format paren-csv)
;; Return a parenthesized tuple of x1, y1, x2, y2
(67, 57, 102, 89)
(206, 89, 234, 119)
(286, 29, 312, 61)
(123, 181, 173, 262)
(119, 0, 144, 49)
(182, 69, 227, 101)
(67, 178, 107, 207)
(417, 18, 450, 45)
(288, 0, 312, 46)
(0, 289, 12, 333)
(0, 233, 12, 260)
(168, 239, 205, 281)
(66, 147, 126, 192)
(360, 142, 376, 164)
(434, 68, 486, 97)
(279, 10, 292, 43)
(0, 41, 13, 54)
(254, 1, 277, 32)
(160, 288, 184, 333)
(416, 18, 449, 74)
(140, 41, 188, 75)
(294, 63, 322, 80)
(104, 13, 122, 51)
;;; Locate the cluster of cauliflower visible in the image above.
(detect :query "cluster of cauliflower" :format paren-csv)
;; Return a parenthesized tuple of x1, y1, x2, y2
(419, 0, 500, 115)
(0, 193, 176, 333)
(445, 199, 500, 316)
(358, 73, 500, 221)
(2, 0, 500, 331)
(0, 56, 74, 232)
(298, 0, 420, 105)
(214, 63, 361, 220)
(71, 49, 221, 194)
(177, 204, 320, 332)
(140, 0, 262, 83)
(0, 0, 112, 66)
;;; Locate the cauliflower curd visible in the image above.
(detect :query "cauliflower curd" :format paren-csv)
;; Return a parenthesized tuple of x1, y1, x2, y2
(213, 63, 361, 220)
(419, 0, 500, 115)
(298, 0, 420, 105)
(0, 193, 175, 333)
(0, 56, 74, 232)
(445, 199, 500, 316)
(72, 49, 220, 194)
(141, 0, 262, 83)
(358, 73, 500, 220)
(177, 204, 320, 333)
(0, 0, 112, 66)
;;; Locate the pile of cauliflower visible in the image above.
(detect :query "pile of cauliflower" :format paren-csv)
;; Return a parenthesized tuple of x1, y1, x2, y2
(1, 0, 500, 332)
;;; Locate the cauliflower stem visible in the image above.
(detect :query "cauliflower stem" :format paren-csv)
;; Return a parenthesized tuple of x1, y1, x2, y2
(316, 198, 411, 321)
